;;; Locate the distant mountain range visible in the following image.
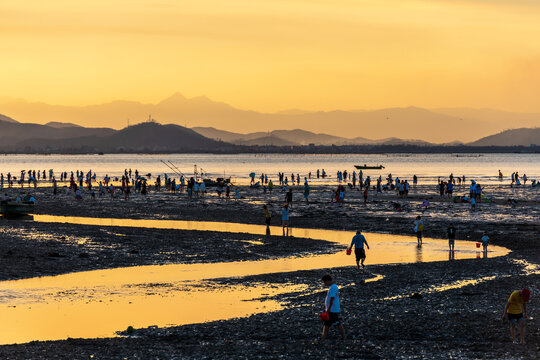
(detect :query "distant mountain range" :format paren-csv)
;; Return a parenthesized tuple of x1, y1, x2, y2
(1, 93, 540, 143)
(192, 127, 431, 146)
(193, 126, 540, 147)
(0, 114, 537, 153)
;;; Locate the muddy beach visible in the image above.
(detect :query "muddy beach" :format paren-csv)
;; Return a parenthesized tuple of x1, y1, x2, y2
(0, 182, 539, 359)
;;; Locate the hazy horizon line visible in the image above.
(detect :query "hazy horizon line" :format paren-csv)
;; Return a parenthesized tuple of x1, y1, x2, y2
(1, 92, 540, 116)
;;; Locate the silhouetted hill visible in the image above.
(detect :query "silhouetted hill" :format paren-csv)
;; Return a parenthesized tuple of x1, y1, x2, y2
(45, 121, 83, 128)
(235, 135, 297, 146)
(9, 122, 230, 152)
(0, 119, 114, 147)
(0, 114, 17, 123)
(192, 127, 250, 143)
(99, 123, 225, 151)
(376, 138, 433, 146)
(468, 128, 540, 146)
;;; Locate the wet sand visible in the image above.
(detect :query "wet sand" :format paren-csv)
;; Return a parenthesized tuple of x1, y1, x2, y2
(0, 183, 539, 358)
(0, 220, 335, 281)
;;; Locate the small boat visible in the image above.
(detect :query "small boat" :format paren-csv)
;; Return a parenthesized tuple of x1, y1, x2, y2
(203, 177, 231, 186)
(354, 164, 385, 170)
(0, 202, 35, 216)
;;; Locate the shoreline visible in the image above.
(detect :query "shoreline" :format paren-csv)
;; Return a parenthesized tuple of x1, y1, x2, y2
(1, 145, 539, 155)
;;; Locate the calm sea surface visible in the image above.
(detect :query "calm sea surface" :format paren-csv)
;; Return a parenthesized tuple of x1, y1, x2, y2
(0, 153, 538, 185)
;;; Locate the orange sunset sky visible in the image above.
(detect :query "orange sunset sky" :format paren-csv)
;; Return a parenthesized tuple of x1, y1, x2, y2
(1, 0, 540, 113)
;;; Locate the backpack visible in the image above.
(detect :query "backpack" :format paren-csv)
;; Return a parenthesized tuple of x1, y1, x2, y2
(418, 221, 424, 232)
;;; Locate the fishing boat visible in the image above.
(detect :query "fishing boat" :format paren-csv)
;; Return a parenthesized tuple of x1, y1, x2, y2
(354, 164, 385, 170)
(203, 177, 231, 186)
(0, 202, 35, 216)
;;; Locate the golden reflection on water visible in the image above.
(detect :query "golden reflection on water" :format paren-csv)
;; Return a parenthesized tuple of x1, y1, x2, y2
(0, 282, 307, 345)
(32, 215, 511, 266)
(0, 215, 510, 345)
(375, 275, 509, 302)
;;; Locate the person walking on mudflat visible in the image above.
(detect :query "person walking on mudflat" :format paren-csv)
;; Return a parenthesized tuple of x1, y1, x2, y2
(321, 275, 346, 341)
(281, 204, 290, 237)
(502, 288, 530, 344)
(447, 224, 456, 251)
(414, 216, 424, 246)
(348, 230, 370, 270)
(263, 204, 272, 235)
(285, 189, 293, 209)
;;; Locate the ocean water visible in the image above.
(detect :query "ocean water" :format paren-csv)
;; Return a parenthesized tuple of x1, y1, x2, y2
(0, 153, 538, 185)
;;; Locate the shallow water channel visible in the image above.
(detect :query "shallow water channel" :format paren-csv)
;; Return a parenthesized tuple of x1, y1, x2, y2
(0, 215, 510, 344)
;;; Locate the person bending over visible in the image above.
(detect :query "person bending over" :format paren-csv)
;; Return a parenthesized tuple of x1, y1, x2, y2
(502, 288, 530, 344)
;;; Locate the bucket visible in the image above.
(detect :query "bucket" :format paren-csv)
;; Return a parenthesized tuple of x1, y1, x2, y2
(346, 248, 352, 255)
(476, 242, 481, 248)
(319, 312, 330, 321)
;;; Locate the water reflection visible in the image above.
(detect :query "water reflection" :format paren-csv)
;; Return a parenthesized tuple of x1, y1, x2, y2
(376, 275, 510, 302)
(31, 215, 511, 266)
(0, 215, 511, 345)
(416, 245, 423, 263)
(0, 281, 307, 345)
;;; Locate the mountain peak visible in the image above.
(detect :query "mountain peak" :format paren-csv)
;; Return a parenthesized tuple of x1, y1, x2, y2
(158, 92, 187, 105)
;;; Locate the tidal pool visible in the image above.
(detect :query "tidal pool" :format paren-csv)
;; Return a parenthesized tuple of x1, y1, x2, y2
(0, 215, 510, 344)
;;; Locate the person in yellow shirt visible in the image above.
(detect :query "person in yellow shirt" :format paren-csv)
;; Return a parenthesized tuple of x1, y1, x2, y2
(502, 288, 530, 344)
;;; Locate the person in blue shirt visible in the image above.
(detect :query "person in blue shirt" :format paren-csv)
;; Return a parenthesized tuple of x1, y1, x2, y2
(321, 274, 346, 340)
(447, 224, 456, 251)
(281, 204, 290, 237)
(446, 182, 454, 198)
(348, 230, 370, 269)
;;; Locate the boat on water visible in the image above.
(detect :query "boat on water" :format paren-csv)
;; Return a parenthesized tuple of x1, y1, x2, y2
(0, 202, 35, 217)
(354, 164, 385, 170)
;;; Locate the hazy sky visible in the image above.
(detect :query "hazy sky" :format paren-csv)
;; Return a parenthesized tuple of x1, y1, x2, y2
(1, 0, 540, 112)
